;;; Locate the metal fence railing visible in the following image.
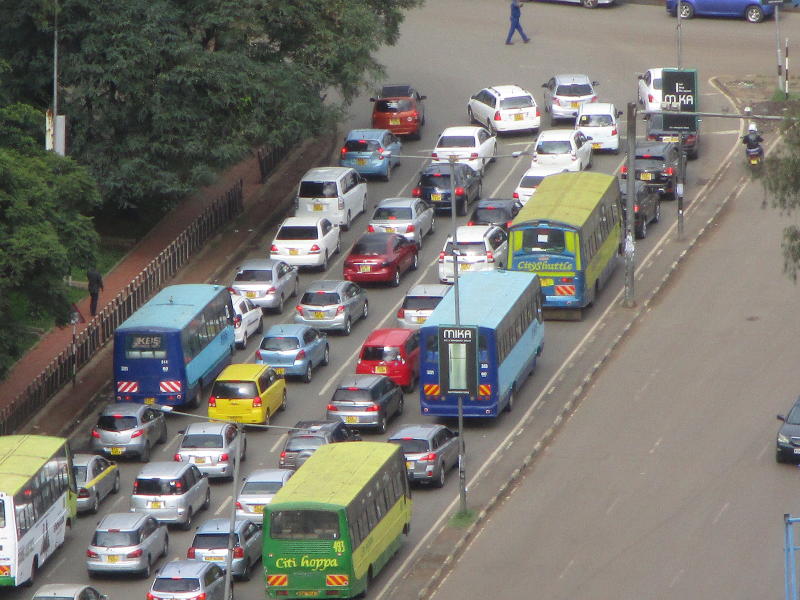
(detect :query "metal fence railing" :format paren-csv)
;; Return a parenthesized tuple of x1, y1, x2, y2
(0, 179, 244, 435)
(257, 144, 290, 183)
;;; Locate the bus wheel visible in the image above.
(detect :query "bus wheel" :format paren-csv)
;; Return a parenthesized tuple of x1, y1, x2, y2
(22, 558, 37, 587)
(359, 568, 374, 598)
(505, 390, 515, 413)
(403, 521, 411, 535)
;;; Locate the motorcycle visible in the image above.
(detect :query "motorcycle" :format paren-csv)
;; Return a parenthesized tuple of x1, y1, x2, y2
(745, 145, 763, 169)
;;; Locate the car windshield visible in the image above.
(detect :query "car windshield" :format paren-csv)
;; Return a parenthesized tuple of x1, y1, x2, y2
(786, 404, 800, 425)
(261, 336, 300, 351)
(420, 174, 450, 188)
(193, 533, 237, 549)
(443, 241, 487, 256)
(390, 438, 429, 454)
(556, 83, 593, 97)
(402, 296, 443, 310)
(351, 238, 387, 255)
(285, 435, 325, 452)
(72, 466, 88, 484)
(93, 530, 140, 547)
(376, 99, 412, 112)
(300, 292, 340, 306)
(499, 96, 533, 110)
(437, 136, 475, 148)
(361, 346, 401, 362)
(515, 227, 568, 254)
(242, 480, 284, 495)
(579, 114, 613, 127)
(373, 207, 412, 220)
(276, 226, 319, 240)
(234, 269, 271, 283)
(299, 181, 337, 199)
(474, 207, 512, 222)
(181, 434, 225, 449)
(211, 380, 257, 399)
(98, 415, 138, 431)
(344, 139, 380, 152)
(152, 578, 201, 593)
(536, 141, 572, 155)
(270, 509, 340, 540)
(520, 175, 547, 188)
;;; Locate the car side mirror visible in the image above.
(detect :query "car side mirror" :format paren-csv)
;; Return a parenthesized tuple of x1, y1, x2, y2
(541, 83, 548, 88)
(637, 74, 644, 80)
(420, 95, 427, 100)
(178, 429, 186, 435)
(586, 136, 593, 140)
(369, 97, 377, 102)
(617, 111, 623, 117)
(778, 415, 787, 422)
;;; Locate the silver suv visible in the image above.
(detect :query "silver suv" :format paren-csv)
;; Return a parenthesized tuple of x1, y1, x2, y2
(188, 518, 263, 581)
(541, 74, 599, 124)
(229, 257, 299, 313)
(396, 284, 451, 329)
(90, 403, 168, 462)
(294, 280, 368, 336)
(388, 424, 459, 487)
(148, 560, 228, 600)
(279, 420, 361, 470)
(86, 512, 169, 578)
(174, 421, 246, 480)
(130, 462, 210, 530)
(235, 469, 294, 523)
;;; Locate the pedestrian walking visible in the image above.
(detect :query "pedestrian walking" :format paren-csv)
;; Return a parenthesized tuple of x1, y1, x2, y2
(87, 267, 104, 317)
(506, 0, 530, 45)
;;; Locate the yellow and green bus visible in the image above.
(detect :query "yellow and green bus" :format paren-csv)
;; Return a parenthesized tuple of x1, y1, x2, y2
(262, 442, 412, 598)
(0, 435, 77, 587)
(508, 171, 621, 318)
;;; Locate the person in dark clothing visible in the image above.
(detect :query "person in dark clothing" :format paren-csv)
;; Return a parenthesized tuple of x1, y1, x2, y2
(506, 0, 530, 45)
(87, 268, 104, 316)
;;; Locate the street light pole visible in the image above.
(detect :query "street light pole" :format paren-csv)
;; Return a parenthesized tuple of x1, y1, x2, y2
(623, 102, 637, 308)
(676, 0, 683, 68)
(223, 422, 242, 600)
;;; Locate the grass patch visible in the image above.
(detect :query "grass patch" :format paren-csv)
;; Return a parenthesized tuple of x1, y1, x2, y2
(448, 509, 477, 529)
(770, 88, 800, 102)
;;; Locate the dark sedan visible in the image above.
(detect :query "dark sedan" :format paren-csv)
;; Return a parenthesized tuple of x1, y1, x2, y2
(412, 162, 482, 216)
(343, 232, 419, 287)
(646, 113, 700, 160)
(467, 198, 522, 230)
(776, 396, 800, 462)
(619, 141, 684, 199)
(619, 180, 661, 240)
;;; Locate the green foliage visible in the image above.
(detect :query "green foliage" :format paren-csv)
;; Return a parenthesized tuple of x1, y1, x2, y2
(0, 103, 101, 378)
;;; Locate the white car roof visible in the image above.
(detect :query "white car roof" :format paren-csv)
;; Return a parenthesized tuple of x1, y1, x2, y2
(439, 126, 484, 138)
(536, 129, 577, 141)
(577, 102, 616, 115)
(301, 166, 351, 179)
(486, 84, 531, 98)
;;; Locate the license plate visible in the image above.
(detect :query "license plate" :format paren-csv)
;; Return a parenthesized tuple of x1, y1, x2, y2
(750, 158, 759, 164)
(389, 118, 400, 125)
(344, 416, 359, 424)
(313, 203, 324, 211)
(431, 193, 442, 202)
(571, 102, 579, 108)
(148, 501, 163, 509)
(106, 555, 120, 563)
(144, 397, 155, 405)
(405, 461, 413, 470)
(252, 505, 265, 513)
(639, 172, 653, 181)
(205, 556, 224, 561)
(460, 263, 470, 271)
(414, 316, 424, 323)
(385, 227, 395, 233)
(375, 366, 387, 374)
(514, 114, 523, 121)
(193, 457, 206, 464)
(356, 158, 367, 166)
(313, 311, 325, 319)
(275, 368, 285, 374)
(664, 136, 680, 142)
(289, 249, 299, 256)
(793, 448, 800, 454)
(592, 143, 601, 149)
(540, 278, 554, 286)
(246, 291, 256, 298)
(297, 592, 319, 597)
(110, 447, 123, 456)
(359, 265, 371, 273)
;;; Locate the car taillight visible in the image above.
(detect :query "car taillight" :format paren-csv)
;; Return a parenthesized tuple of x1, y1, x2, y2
(235, 501, 243, 509)
(438, 252, 445, 262)
(512, 191, 519, 199)
(280, 451, 287, 459)
(431, 152, 438, 159)
(686, 135, 696, 143)
(340, 147, 347, 158)
(295, 305, 303, 314)
(397, 308, 405, 318)
(91, 429, 100, 438)
(309, 244, 321, 254)
(664, 167, 675, 175)
(326, 404, 338, 411)
(648, 93, 654, 103)
(455, 186, 465, 196)
(506, 221, 513, 228)
(412, 111, 419, 120)
(620, 165, 628, 174)
(494, 111, 501, 121)
(131, 429, 144, 438)
(86, 549, 99, 558)
(590, 96, 598, 103)
(233, 315, 242, 329)
(536, 107, 541, 117)
(486, 251, 494, 263)
(336, 305, 345, 315)
(233, 547, 245, 559)
(407, 224, 415, 232)
(469, 153, 478, 159)
(252, 396, 262, 407)
(187, 547, 196, 558)
(133, 480, 139, 493)
(146, 593, 156, 600)
(412, 187, 421, 197)
(208, 396, 216, 407)
(611, 128, 617, 136)
(194, 595, 206, 600)
(255, 350, 263, 361)
(365, 404, 380, 412)
(377, 147, 385, 160)
(467, 221, 474, 226)
(127, 549, 143, 558)
(271, 244, 278, 253)
(266, 287, 276, 294)
(219, 453, 230, 462)
(174, 453, 182, 461)
(367, 224, 375, 232)
(296, 350, 306, 361)
(419, 452, 437, 462)
(78, 488, 90, 498)
(634, 205, 640, 213)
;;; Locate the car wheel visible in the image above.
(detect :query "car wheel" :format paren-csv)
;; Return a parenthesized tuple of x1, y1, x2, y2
(653, 200, 661, 223)
(433, 464, 446, 488)
(201, 488, 211, 510)
(745, 4, 763, 22)
(239, 330, 247, 349)
(335, 238, 341, 255)
(280, 389, 287, 411)
(487, 119, 497, 136)
(391, 269, 400, 287)
(467, 106, 475, 124)
(321, 252, 329, 272)
(362, 300, 369, 319)
(140, 556, 152, 579)
(476, 182, 483, 201)
(343, 317, 352, 336)
(180, 509, 193, 531)
(275, 294, 285, 314)
(430, 216, 436, 235)
(112, 472, 121, 494)
(383, 165, 392, 182)
(344, 210, 352, 231)
(396, 396, 404, 416)
(303, 362, 313, 383)
(411, 252, 419, 271)
(90, 493, 100, 514)
(376, 413, 387, 434)
(322, 344, 330, 366)
(140, 442, 151, 463)
(636, 217, 647, 240)
(679, 1, 695, 17)
(256, 316, 264, 334)
(162, 534, 170, 558)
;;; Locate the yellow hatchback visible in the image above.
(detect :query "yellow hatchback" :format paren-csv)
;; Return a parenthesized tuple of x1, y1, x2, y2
(208, 364, 286, 424)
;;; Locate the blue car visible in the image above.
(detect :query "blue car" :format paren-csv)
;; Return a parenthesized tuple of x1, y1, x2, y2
(255, 324, 329, 383)
(666, 0, 773, 22)
(339, 129, 402, 181)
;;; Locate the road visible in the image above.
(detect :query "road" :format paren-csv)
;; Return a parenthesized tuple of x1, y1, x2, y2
(10, 2, 800, 599)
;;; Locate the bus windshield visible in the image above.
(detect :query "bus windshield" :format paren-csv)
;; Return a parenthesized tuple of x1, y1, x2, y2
(270, 509, 340, 540)
(513, 227, 570, 254)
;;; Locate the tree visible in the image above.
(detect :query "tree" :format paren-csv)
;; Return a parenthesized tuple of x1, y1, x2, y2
(0, 101, 101, 378)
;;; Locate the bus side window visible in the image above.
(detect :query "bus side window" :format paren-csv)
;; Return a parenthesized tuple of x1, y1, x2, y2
(478, 333, 489, 363)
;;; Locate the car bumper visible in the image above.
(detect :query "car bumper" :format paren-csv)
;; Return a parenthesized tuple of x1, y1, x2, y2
(439, 263, 496, 283)
(271, 252, 325, 268)
(209, 406, 267, 425)
(92, 440, 147, 458)
(776, 443, 800, 460)
(589, 136, 619, 151)
(255, 358, 308, 377)
(87, 556, 148, 574)
(551, 105, 581, 120)
(407, 462, 441, 482)
(496, 117, 540, 132)
(355, 365, 412, 387)
(340, 159, 390, 177)
(326, 412, 383, 429)
(77, 494, 97, 512)
(131, 505, 188, 525)
(294, 314, 347, 331)
(194, 461, 234, 479)
(344, 266, 394, 283)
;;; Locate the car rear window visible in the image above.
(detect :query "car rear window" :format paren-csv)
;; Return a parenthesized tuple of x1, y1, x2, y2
(299, 181, 337, 198)
(276, 226, 319, 240)
(555, 83, 593, 97)
(152, 578, 201, 593)
(211, 381, 257, 399)
(402, 295, 443, 310)
(98, 415, 138, 431)
(578, 114, 613, 127)
(519, 175, 547, 188)
(390, 438, 429, 454)
(361, 346, 401, 362)
(181, 433, 225, 449)
(376, 99, 412, 112)
(536, 141, 572, 155)
(92, 530, 140, 547)
(285, 435, 325, 452)
(474, 207, 512, 223)
(420, 174, 450, 188)
(261, 336, 300, 351)
(444, 241, 487, 256)
(193, 533, 238, 549)
(134, 478, 180, 496)
(332, 388, 373, 402)
(437, 136, 475, 148)
(636, 151, 667, 161)
(300, 292, 340, 306)
(373, 207, 412, 220)
(499, 96, 534, 110)
(351, 237, 388, 255)
(234, 269, 271, 283)
(242, 480, 285, 495)
(344, 139, 380, 152)
(72, 466, 88, 484)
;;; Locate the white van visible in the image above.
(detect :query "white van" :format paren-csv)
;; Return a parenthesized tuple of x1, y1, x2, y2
(437, 225, 508, 284)
(575, 102, 622, 153)
(295, 167, 368, 231)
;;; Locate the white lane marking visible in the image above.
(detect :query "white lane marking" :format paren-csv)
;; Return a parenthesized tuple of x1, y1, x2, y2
(648, 437, 662, 455)
(557, 559, 575, 580)
(669, 569, 685, 588)
(270, 434, 287, 454)
(712, 502, 730, 524)
(757, 441, 771, 461)
(51, 556, 66, 571)
(164, 435, 182, 452)
(110, 494, 126, 509)
(215, 496, 232, 516)
(605, 496, 621, 516)
(377, 83, 745, 600)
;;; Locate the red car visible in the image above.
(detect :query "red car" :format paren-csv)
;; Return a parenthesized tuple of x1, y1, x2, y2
(370, 84, 426, 139)
(356, 328, 420, 392)
(343, 232, 418, 287)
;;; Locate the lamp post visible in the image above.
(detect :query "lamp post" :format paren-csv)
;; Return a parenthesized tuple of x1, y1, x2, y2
(623, 102, 637, 308)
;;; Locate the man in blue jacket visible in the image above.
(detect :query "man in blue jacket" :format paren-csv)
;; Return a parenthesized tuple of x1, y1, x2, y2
(506, 0, 530, 45)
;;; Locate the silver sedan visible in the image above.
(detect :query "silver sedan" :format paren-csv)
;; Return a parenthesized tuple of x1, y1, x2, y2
(73, 453, 120, 514)
(368, 198, 435, 248)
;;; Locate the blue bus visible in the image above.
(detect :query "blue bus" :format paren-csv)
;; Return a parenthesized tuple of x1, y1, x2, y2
(419, 271, 544, 418)
(113, 284, 235, 407)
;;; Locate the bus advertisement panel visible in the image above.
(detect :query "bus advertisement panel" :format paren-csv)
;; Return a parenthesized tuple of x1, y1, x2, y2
(419, 270, 544, 418)
(0, 436, 76, 587)
(263, 442, 411, 599)
(508, 171, 621, 316)
(113, 284, 235, 407)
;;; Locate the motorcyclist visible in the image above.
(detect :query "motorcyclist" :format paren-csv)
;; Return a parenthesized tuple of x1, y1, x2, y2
(742, 123, 764, 153)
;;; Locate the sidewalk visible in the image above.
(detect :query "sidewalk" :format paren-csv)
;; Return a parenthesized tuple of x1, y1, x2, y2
(4, 133, 337, 437)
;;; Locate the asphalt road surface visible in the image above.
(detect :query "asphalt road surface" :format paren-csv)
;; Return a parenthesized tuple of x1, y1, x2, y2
(11, 2, 800, 599)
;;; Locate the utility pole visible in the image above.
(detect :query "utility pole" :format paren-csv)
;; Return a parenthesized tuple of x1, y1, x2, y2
(676, 0, 683, 68)
(623, 102, 637, 308)
(223, 422, 243, 600)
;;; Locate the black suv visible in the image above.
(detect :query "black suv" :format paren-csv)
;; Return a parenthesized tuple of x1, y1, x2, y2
(278, 420, 361, 470)
(646, 113, 700, 160)
(619, 180, 661, 240)
(467, 198, 522, 230)
(413, 162, 482, 216)
(326, 375, 404, 434)
(619, 141, 684, 199)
